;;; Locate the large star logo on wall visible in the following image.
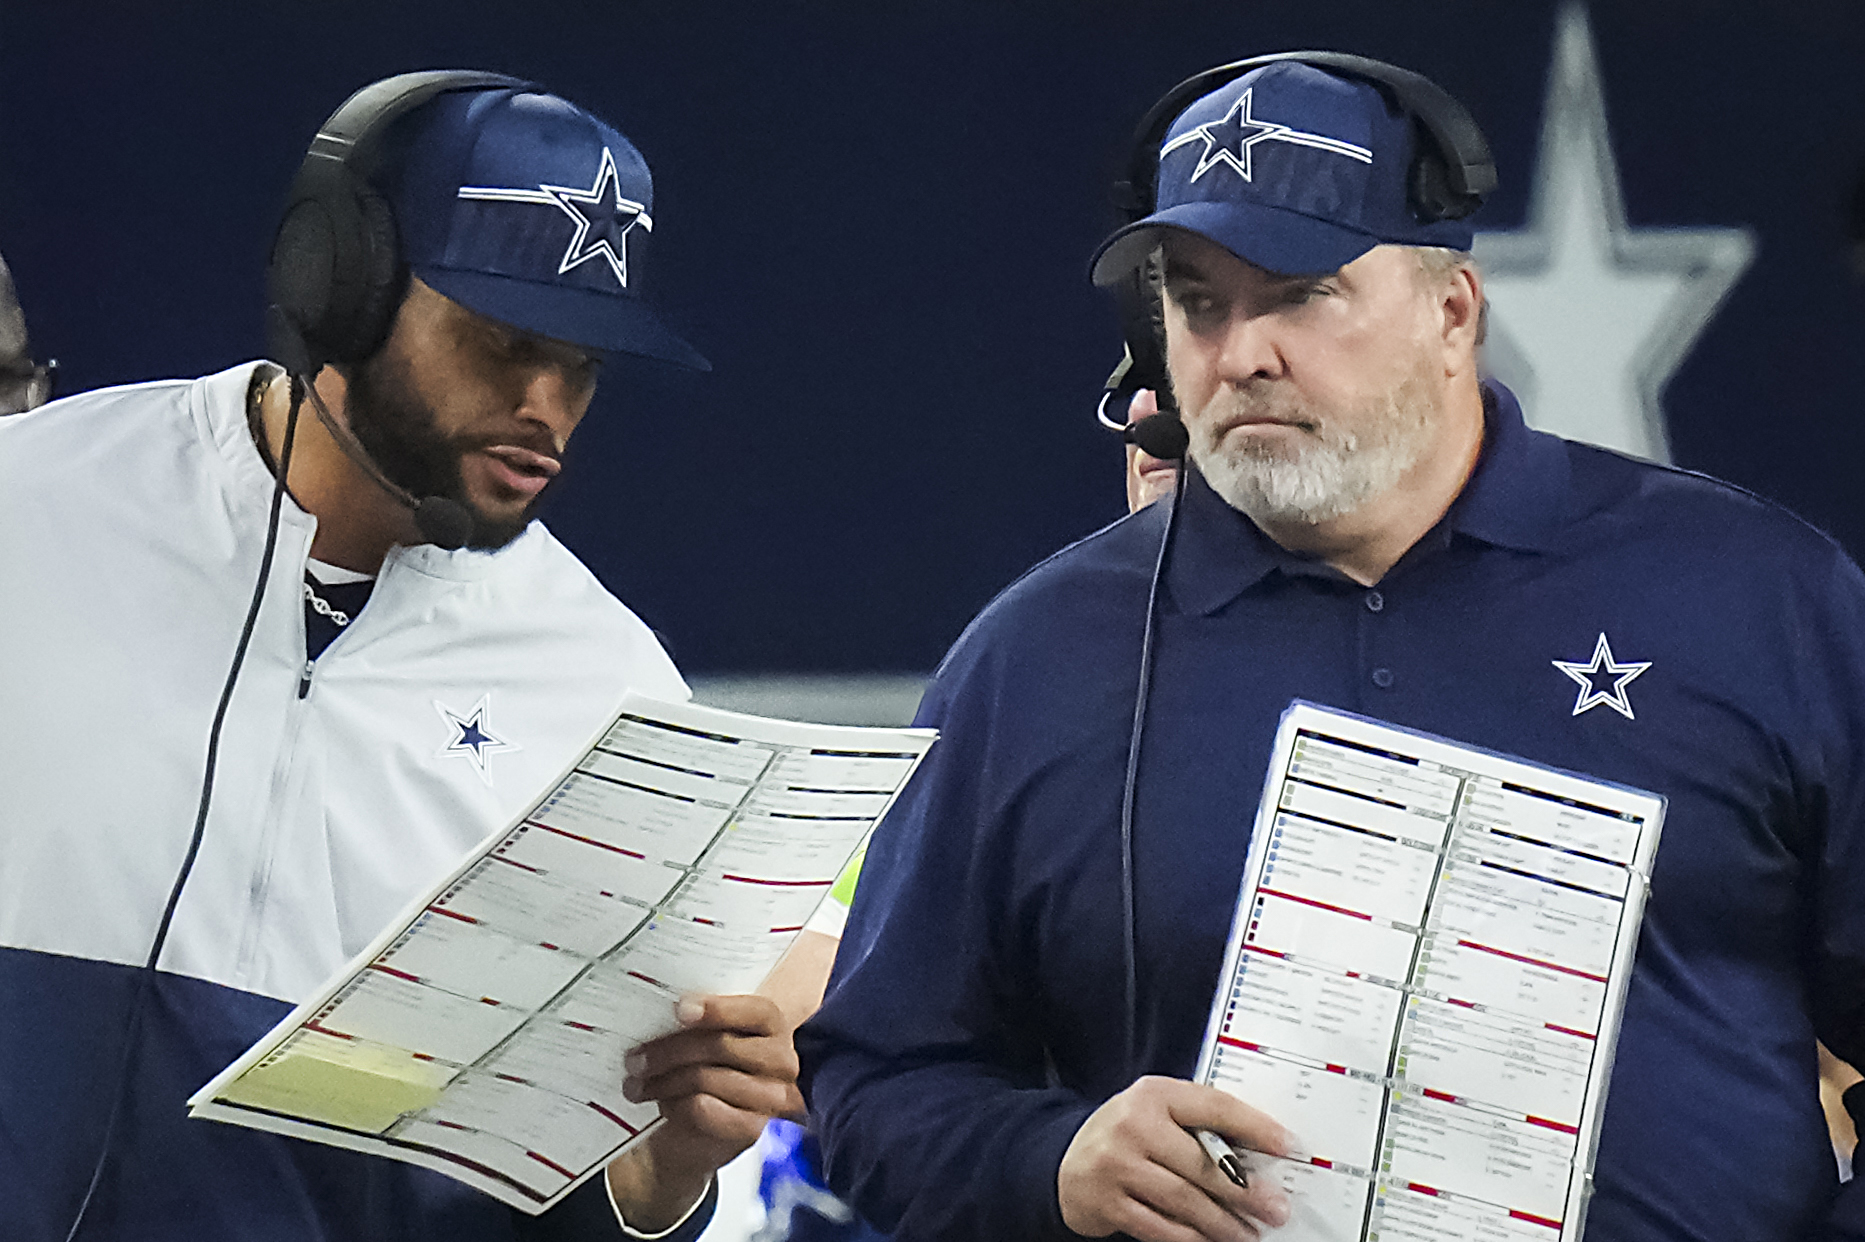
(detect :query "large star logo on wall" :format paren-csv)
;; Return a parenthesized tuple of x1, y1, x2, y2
(434, 695, 517, 786)
(458, 147, 653, 288)
(1474, 3, 1755, 463)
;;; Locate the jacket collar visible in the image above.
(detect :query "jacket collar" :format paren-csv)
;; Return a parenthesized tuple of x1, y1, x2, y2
(1167, 380, 1570, 617)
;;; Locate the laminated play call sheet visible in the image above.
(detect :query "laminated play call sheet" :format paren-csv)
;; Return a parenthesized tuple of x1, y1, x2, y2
(1196, 703, 1664, 1242)
(190, 694, 935, 1212)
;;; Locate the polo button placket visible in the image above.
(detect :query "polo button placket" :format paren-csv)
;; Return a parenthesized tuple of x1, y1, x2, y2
(1355, 586, 1393, 699)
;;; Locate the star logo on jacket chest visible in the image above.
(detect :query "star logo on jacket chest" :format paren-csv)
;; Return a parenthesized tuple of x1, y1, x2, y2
(1552, 633, 1651, 719)
(434, 695, 518, 785)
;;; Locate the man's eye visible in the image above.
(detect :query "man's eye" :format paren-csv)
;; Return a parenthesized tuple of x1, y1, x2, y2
(1170, 289, 1220, 318)
(479, 329, 521, 362)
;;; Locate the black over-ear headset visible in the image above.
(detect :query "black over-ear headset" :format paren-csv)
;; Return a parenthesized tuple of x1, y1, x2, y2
(61, 72, 536, 1241)
(1101, 55, 1496, 1084)
(1097, 51, 1497, 461)
(267, 69, 540, 552)
(267, 69, 535, 376)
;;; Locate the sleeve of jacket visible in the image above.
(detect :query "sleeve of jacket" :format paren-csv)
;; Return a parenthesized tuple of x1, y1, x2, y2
(513, 1174, 718, 1242)
(795, 640, 1097, 1242)
(1804, 551, 1865, 1238)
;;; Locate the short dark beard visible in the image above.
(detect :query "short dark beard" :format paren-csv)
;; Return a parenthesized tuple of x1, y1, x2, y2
(343, 347, 538, 551)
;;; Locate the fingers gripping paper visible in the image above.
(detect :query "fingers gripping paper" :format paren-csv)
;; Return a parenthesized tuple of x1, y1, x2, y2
(189, 694, 935, 1213)
(1195, 703, 1663, 1242)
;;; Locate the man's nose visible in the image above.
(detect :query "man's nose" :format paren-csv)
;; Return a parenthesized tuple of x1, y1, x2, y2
(1213, 310, 1287, 386)
(514, 366, 587, 449)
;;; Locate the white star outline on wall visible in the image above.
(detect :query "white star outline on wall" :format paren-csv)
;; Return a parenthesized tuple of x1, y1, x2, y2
(434, 694, 518, 785)
(1552, 633, 1651, 720)
(1474, 3, 1754, 463)
(457, 147, 654, 288)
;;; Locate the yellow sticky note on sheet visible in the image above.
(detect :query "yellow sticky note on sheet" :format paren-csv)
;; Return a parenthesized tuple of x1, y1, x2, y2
(214, 1030, 454, 1134)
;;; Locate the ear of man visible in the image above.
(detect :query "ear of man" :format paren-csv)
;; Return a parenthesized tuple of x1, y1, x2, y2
(1411, 247, 1485, 377)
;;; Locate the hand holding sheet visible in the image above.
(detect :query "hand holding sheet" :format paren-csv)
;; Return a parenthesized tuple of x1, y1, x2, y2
(190, 694, 935, 1212)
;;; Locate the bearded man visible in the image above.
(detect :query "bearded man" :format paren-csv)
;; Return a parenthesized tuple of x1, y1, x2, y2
(799, 57, 1865, 1242)
(0, 76, 800, 1242)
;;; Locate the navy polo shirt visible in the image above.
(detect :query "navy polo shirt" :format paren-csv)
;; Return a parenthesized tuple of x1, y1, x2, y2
(799, 383, 1865, 1242)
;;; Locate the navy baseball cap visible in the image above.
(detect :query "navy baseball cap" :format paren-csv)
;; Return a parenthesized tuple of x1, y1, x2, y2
(378, 86, 710, 370)
(1090, 61, 1477, 284)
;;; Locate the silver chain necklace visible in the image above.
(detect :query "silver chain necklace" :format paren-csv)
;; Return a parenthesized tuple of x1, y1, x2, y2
(302, 581, 352, 628)
(256, 369, 365, 634)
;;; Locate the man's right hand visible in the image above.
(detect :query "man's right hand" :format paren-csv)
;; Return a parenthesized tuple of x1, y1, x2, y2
(1057, 1076, 1294, 1242)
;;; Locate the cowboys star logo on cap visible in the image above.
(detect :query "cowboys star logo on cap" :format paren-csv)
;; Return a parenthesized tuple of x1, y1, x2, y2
(1160, 86, 1374, 184)
(456, 147, 652, 288)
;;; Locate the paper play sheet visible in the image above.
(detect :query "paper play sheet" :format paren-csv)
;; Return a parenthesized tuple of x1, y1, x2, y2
(1195, 702, 1663, 1242)
(190, 693, 935, 1212)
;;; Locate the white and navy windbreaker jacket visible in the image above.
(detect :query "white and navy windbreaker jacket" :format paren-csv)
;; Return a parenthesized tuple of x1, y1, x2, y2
(0, 362, 695, 1241)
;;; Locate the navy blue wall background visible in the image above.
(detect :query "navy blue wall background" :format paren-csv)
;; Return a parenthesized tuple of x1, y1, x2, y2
(3, 1, 1863, 673)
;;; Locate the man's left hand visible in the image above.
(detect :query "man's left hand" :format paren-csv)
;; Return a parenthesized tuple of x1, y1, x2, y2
(604, 993, 804, 1233)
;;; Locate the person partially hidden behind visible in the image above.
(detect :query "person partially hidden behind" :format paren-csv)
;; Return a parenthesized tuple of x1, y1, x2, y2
(0, 75, 798, 1241)
(801, 54, 1865, 1242)
(1123, 388, 1181, 513)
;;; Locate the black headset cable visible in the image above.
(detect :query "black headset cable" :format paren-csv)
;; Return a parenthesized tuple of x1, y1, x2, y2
(1118, 458, 1189, 1081)
(63, 374, 306, 1241)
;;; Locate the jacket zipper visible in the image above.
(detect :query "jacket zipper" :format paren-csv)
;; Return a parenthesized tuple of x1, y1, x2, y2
(238, 553, 389, 978)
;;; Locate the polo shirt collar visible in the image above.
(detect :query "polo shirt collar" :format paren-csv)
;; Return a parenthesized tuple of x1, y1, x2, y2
(1448, 380, 1572, 556)
(1166, 379, 1570, 617)
(1166, 461, 1298, 617)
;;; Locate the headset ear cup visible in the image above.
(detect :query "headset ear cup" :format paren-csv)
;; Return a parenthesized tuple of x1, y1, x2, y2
(342, 186, 406, 362)
(267, 159, 373, 371)
(1409, 150, 1453, 223)
(265, 160, 404, 371)
(1406, 119, 1484, 223)
(1141, 254, 1180, 412)
(267, 72, 534, 373)
(1410, 153, 1482, 223)
(1115, 255, 1181, 421)
(267, 196, 337, 368)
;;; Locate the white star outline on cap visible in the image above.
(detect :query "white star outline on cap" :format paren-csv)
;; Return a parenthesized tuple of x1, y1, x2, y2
(1160, 87, 1374, 185)
(457, 147, 654, 287)
(1552, 632, 1651, 720)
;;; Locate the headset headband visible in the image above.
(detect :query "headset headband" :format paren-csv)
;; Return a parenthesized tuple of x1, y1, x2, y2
(295, 69, 537, 189)
(1111, 51, 1497, 226)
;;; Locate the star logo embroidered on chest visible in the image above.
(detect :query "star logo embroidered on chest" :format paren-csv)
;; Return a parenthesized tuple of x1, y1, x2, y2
(434, 695, 518, 785)
(1159, 87, 1374, 184)
(1552, 633, 1651, 720)
(457, 147, 652, 287)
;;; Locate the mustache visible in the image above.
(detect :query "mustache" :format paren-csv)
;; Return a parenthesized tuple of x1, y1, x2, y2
(1200, 388, 1321, 436)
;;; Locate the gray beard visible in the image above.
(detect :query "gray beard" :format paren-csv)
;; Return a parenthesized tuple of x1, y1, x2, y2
(1186, 370, 1435, 527)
